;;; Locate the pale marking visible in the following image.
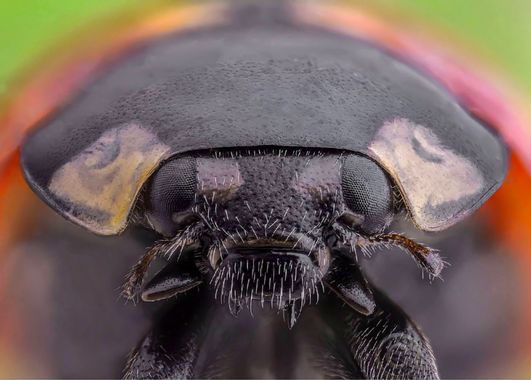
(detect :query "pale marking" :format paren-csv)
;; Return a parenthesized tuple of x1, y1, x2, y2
(291, 156, 341, 198)
(49, 123, 170, 235)
(197, 158, 243, 200)
(368, 118, 484, 231)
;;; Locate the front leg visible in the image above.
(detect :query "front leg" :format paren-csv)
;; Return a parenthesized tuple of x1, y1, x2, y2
(123, 288, 212, 379)
(320, 285, 439, 380)
(315, 287, 439, 379)
(316, 250, 439, 379)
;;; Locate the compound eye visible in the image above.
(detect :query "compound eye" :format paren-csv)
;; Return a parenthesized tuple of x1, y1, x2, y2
(144, 157, 197, 236)
(341, 154, 394, 234)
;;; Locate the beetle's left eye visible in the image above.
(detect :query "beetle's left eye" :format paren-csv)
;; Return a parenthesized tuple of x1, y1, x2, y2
(340, 154, 394, 234)
(144, 157, 197, 236)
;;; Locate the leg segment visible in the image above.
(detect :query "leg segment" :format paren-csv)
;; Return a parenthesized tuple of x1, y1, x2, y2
(141, 258, 202, 302)
(325, 253, 375, 315)
(123, 289, 212, 379)
(345, 287, 439, 379)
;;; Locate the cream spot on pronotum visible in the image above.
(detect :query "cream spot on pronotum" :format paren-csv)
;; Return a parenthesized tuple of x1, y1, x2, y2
(291, 156, 341, 200)
(196, 158, 243, 201)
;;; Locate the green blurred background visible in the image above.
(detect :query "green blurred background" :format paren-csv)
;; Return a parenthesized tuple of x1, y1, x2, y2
(1, 0, 531, 95)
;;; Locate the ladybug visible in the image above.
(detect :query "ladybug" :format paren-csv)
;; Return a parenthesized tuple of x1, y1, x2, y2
(1, 1, 529, 378)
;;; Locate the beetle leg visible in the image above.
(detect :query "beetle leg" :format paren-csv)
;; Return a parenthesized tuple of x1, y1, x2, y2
(141, 258, 203, 302)
(123, 290, 212, 380)
(325, 253, 375, 315)
(337, 286, 440, 379)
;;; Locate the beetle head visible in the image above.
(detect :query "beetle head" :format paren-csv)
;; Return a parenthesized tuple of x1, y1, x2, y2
(136, 148, 395, 311)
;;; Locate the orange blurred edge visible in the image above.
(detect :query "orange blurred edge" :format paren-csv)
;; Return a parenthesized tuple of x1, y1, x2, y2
(0, 1, 225, 376)
(293, 1, 531, 375)
(0, 0, 225, 247)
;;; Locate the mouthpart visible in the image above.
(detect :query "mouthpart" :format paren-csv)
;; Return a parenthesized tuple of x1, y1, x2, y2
(207, 236, 331, 309)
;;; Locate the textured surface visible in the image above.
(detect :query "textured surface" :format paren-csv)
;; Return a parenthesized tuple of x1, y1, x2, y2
(145, 157, 197, 236)
(341, 154, 392, 233)
(20, 2, 507, 234)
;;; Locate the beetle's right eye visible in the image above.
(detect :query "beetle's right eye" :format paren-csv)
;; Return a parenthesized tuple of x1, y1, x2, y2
(144, 157, 197, 236)
(340, 154, 394, 234)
